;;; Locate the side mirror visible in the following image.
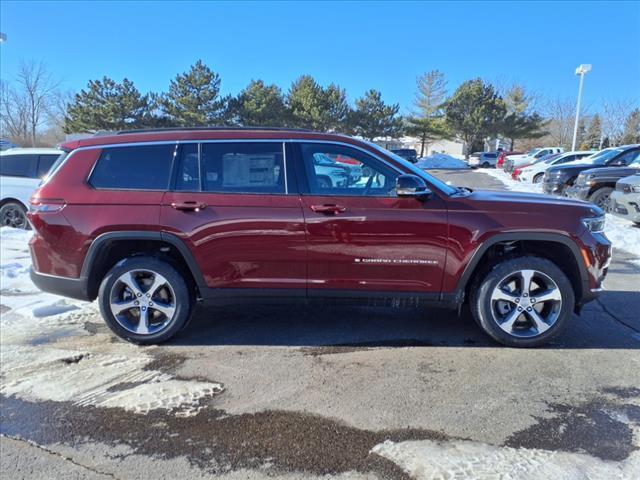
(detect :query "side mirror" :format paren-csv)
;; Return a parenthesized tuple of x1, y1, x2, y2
(396, 174, 432, 200)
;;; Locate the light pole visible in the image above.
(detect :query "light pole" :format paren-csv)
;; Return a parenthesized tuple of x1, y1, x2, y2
(571, 64, 591, 151)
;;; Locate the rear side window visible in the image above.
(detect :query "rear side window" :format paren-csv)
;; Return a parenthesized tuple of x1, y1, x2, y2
(200, 142, 285, 194)
(37, 154, 60, 178)
(89, 145, 176, 190)
(0, 154, 37, 178)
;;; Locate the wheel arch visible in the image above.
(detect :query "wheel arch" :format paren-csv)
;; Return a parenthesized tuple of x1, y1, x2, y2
(0, 197, 28, 209)
(455, 232, 588, 310)
(81, 231, 206, 300)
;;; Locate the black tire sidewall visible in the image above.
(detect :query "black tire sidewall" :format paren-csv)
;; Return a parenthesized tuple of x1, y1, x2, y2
(471, 256, 575, 347)
(98, 256, 192, 344)
(1, 202, 30, 230)
(533, 173, 543, 183)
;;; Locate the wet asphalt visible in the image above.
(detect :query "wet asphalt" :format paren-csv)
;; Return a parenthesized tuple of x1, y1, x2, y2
(1, 169, 639, 479)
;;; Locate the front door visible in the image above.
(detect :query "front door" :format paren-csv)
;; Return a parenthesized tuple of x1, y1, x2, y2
(161, 142, 306, 294)
(294, 142, 448, 296)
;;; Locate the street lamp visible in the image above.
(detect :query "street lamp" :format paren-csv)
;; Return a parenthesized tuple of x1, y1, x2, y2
(571, 64, 592, 151)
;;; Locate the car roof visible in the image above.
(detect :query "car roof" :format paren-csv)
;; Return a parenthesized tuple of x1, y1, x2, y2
(59, 128, 359, 151)
(0, 147, 63, 155)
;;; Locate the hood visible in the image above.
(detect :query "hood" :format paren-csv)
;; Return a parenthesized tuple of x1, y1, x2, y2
(546, 162, 601, 175)
(581, 165, 640, 178)
(467, 189, 601, 213)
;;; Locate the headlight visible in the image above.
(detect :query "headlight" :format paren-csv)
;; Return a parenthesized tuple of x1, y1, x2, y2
(582, 215, 605, 233)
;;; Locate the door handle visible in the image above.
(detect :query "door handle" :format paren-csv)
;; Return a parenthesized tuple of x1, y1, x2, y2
(171, 201, 207, 212)
(310, 204, 346, 215)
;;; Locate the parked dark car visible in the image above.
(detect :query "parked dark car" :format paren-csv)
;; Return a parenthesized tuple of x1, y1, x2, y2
(28, 127, 611, 347)
(543, 145, 640, 196)
(566, 157, 640, 211)
(391, 148, 418, 163)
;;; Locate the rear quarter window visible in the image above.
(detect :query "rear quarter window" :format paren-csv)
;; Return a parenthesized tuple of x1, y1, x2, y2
(0, 154, 38, 178)
(89, 144, 176, 190)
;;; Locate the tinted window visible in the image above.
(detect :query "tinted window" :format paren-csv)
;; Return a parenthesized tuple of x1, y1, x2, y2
(89, 145, 175, 190)
(300, 143, 397, 196)
(611, 149, 640, 166)
(200, 142, 285, 194)
(484, 153, 497, 158)
(0, 154, 37, 177)
(174, 144, 200, 191)
(37, 154, 60, 178)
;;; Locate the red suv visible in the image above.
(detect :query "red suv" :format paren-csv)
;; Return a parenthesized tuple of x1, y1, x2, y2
(28, 128, 611, 347)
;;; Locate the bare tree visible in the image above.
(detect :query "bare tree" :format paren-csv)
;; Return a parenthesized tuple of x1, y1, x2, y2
(0, 61, 60, 146)
(602, 99, 637, 146)
(542, 97, 586, 149)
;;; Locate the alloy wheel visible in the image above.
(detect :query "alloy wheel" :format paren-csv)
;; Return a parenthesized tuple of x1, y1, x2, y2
(109, 269, 177, 335)
(2, 205, 28, 229)
(490, 269, 562, 338)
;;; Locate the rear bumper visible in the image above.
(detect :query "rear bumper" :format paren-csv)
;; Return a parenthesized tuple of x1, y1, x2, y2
(30, 267, 91, 301)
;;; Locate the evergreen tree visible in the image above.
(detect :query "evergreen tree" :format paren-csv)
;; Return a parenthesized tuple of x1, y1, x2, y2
(409, 70, 449, 156)
(500, 85, 547, 150)
(159, 60, 229, 126)
(621, 108, 640, 145)
(229, 80, 288, 127)
(64, 77, 156, 133)
(582, 114, 602, 150)
(286, 75, 350, 131)
(350, 89, 403, 140)
(445, 79, 506, 157)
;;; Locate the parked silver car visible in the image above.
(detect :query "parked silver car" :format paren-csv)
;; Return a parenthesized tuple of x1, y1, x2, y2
(610, 173, 640, 225)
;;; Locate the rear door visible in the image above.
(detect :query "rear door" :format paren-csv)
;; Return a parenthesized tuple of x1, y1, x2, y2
(295, 142, 448, 296)
(160, 141, 306, 294)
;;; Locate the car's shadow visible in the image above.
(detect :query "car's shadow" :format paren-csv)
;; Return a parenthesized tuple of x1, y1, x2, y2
(170, 290, 640, 349)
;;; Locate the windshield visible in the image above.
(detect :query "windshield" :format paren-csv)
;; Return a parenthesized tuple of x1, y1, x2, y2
(526, 148, 541, 156)
(365, 141, 458, 195)
(578, 148, 623, 165)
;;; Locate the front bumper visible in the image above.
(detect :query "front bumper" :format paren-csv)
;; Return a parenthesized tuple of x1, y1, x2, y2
(30, 267, 91, 301)
(610, 190, 640, 223)
(542, 181, 567, 196)
(565, 184, 591, 201)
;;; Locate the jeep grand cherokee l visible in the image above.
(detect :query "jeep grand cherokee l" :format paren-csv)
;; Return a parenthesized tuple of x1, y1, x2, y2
(28, 128, 611, 347)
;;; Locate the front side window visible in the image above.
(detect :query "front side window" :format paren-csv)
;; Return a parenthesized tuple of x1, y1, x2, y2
(89, 144, 175, 190)
(300, 143, 397, 196)
(0, 154, 37, 177)
(200, 142, 285, 194)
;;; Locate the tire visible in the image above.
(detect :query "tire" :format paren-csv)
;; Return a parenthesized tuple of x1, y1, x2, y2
(482, 162, 490, 168)
(98, 256, 193, 344)
(589, 187, 614, 212)
(1, 201, 30, 230)
(533, 173, 544, 184)
(470, 256, 575, 347)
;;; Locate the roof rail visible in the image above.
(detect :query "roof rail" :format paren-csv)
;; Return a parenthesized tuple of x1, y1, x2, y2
(114, 126, 313, 135)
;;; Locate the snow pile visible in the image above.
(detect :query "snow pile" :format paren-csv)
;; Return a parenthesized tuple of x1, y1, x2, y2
(416, 154, 469, 170)
(372, 439, 640, 480)
(482, 169, 640, 259)
(0, 226, 224, 416)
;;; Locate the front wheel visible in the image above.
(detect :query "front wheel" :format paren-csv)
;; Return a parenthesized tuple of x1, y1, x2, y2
(470, 256, 575, 347)
(589, 187, 614, 212)
(98, 256, 193, 344)
(533, 173, 544, 184)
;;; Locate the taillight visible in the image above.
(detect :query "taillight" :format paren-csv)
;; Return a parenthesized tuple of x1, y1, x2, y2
(29, 197, 66, 213)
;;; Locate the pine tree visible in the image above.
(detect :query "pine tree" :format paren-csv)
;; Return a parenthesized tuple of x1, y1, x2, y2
(159, 60, 229, 126)
(582, 115, 602, 149)
(286, 75, 350, 131)
(350, 89, 403, 140)
(409, 70, 449, 156)
(229, 80, 288, 127)
(445, 79, 506, 157)
(621, 108, 640, 145)
(64, 77, 156, 133)
(500, 85, 547, 150)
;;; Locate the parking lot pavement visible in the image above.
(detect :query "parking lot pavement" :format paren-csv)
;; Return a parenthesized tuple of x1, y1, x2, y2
(1, 169, 639, 479)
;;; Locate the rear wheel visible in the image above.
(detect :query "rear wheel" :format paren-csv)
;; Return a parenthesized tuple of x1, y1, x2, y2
(533, 173, 544, 184)
(1, 201, 30, 229)
(482, 162, 490, 168)
(589, 187, 614, 212)
(98, 256, 192, 344)
(470, 256, 574, 347)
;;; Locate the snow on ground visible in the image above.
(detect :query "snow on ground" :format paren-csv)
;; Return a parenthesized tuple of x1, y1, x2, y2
(372, 439, 640, 480)
(484, 168, 640, 260)
(0, 227, 223, 416)
(416, 154, 469, 170)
